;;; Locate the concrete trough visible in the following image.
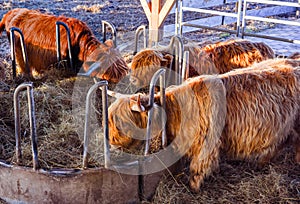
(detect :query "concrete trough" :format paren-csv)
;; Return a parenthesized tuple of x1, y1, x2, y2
(0, 161, 181, 204)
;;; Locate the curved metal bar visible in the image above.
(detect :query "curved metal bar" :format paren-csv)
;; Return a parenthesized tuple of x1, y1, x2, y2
(9, 27, 30, 79)
(56, 21, 74, 72)
(102, 20, 117, 46)
(14, 82, 38, 170)
(182, 50, 189, 82)
(169, 35, 184, 85)
(82, 80, 110, 169)
(144, 69, 166, 156)
(133, 25, 147, 55)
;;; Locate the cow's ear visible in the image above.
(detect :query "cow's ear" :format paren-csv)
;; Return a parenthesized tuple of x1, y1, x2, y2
(130, 94, 146, 112)
(161, 54, 173, 68)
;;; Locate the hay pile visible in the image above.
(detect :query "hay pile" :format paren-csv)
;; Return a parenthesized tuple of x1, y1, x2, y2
(150, 148, 300, 203)
(0, 62, 108, 169)
(0, 57, 299, 203)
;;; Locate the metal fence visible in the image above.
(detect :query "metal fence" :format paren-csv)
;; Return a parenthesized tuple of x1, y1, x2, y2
(175, 0, 300, 45)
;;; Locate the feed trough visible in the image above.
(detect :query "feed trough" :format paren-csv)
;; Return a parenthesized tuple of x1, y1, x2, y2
(0, 70, 182, 204)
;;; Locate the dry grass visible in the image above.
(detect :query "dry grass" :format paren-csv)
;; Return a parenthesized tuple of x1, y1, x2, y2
(0, 62, 107, 169)
(0, 1, 299, 202)
(72, 3, 109, 13)
(150, 149, 300, 203)
(1, 61, 299, 203)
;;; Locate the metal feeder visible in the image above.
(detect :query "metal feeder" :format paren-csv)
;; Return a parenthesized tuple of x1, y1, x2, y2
(9, 27, 30, 79)
(56, 21, 75, 72)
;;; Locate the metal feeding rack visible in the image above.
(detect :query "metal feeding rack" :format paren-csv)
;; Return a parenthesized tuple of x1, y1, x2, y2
(133, 27, 189, 85)
(0, 68, 181, 203)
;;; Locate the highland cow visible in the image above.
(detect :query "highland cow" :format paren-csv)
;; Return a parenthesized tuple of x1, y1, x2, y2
(129, 39, 275, 87)
(108, 58, 300, 192)
(0, 8, 128, 82)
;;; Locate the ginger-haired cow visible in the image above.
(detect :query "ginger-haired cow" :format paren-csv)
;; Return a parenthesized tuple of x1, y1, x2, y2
(130, 39, 275, 87)
(108, 58, 300, 192)
(0, 8, 128, 82)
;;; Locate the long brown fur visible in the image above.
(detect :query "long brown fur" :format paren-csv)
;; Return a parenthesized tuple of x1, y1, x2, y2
(130, 39, 275, 87)
(108, 58, 300, 192)
(0, 8, 128, 82)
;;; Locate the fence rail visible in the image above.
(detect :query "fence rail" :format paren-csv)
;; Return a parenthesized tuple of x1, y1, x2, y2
(175, 0, 300, 45)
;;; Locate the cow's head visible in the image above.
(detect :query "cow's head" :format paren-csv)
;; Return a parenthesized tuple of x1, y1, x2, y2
(108, 94, 163, 152)
(82, 40, 129, 83)
(130, 49, 173, 88)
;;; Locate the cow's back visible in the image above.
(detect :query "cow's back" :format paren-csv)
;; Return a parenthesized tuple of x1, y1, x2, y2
(220, 60, 300, 162)
(1, 8, 96, 74)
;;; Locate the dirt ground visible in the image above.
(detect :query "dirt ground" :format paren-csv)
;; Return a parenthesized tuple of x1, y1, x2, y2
(0, 0, 300, 203)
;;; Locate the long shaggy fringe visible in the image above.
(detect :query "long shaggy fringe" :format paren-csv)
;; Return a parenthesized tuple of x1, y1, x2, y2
(108, 58, 300, 192)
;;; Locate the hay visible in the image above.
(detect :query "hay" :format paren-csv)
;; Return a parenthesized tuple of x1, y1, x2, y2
(0, 61, 109, 169)
(150, 148, 300, 203)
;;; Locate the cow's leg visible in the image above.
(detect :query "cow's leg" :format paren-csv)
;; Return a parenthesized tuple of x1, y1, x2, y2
(293, 127, 300, 163)
(189, 148, 220, 193)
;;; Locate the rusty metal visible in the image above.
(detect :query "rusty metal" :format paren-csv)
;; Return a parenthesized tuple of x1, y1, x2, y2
(182, 50, 189, 81)
(82, 80, 110, 169)
(102, 20, 117, 46)
(144, 69, 166, 156)
(9, 27, 30, 79)
(14, 82, 38, 170)
(133, 25, 148, 55)
(56, 21, 74, 72)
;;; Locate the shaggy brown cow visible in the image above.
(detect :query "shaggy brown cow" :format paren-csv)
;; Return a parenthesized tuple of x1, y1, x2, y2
(130, 39, 275, 87)
(108, 58, 300, 192)
(0, 8, 128, 82)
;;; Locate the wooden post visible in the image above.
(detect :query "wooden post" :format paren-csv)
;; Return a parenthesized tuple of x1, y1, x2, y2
(140, 0, 176, 45)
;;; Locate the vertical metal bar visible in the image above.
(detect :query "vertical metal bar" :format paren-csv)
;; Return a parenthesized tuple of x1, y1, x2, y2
(82, 80, 109, 169)
(9, 27, 30, 79)
(134, 25, 147, 55)
(14, 84, 21, 164)
(236, 0, 243, 37)
(14, 82, 38, 170)
(175, 0, 179, 35)
(27, 85, 38, 170)
(102, 83, 110, 168)
(241, 0, 248, 38)
(169, 36, 183, 84)
(144, 69, 166, 156)
(102, 20, 117, 47)
(159, 74, 166, 148)
(221, 0, 227, 25)
(10, 30, 16, 79)
(179, 0, 184, 36)
(56, 23, 62, 62)
(182, 50, 189, 82)
(56, 21, 74, 72)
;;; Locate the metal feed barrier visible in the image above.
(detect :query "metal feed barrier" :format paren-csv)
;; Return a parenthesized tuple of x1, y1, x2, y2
(56, 20, 117, 73)
(13, 82, 38, 170)
(134, 25, 148, 54)
(56, 21, 75, 72)
(102, 20, 117, 46)
(0, 70, 176, 203)
(133, 29, 187, 86)
(9, 27, 30, 79)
